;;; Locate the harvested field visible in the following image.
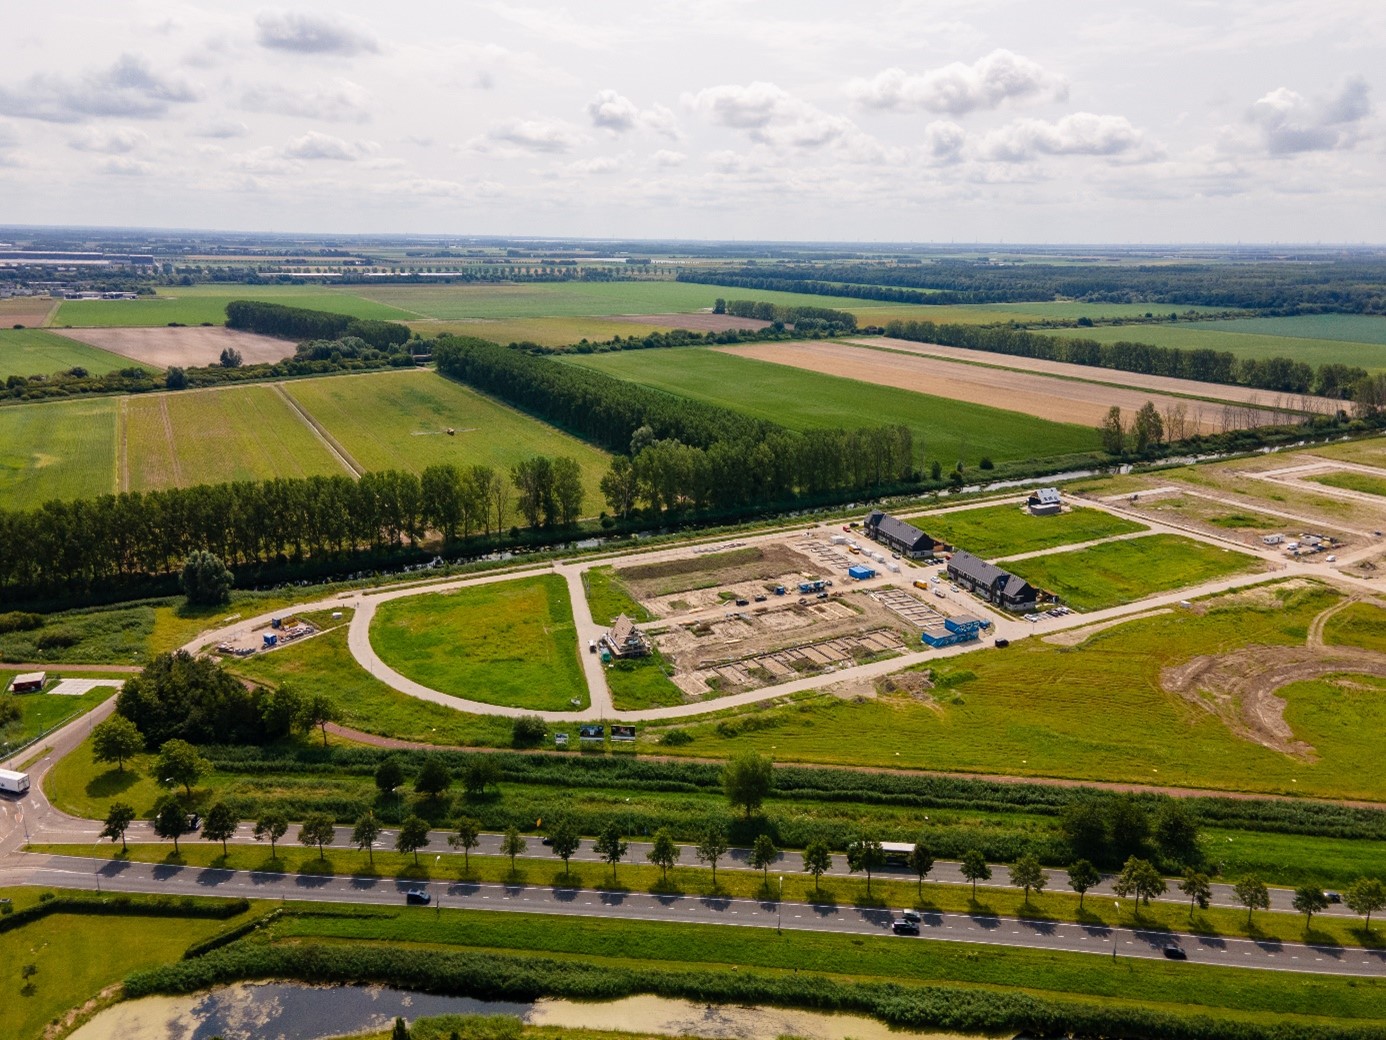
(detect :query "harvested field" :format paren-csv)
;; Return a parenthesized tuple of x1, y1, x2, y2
(606, 312, 771, 333)
(53, 326, 296, 368)
(617, 544, 813, 601)
(0, 295, 57, 327)
(717, 340, 1306, 432)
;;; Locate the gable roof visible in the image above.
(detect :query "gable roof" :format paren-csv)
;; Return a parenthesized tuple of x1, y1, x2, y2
(869, 512, 933, 549)
(609, 614, 637, 644)
(948, 550, 1009, 587)
(1029, 487, 1061, 505)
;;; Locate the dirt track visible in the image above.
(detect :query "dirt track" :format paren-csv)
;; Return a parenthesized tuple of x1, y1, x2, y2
(51, 326, 296, 367)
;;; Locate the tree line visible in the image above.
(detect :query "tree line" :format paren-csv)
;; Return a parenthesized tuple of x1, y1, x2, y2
(679, 271, 1024, 306)
(224, 300, 412, 350)
(716, 298, 858, 331)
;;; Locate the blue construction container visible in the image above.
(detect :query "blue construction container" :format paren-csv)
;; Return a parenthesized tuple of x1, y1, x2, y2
(847, 564, 876, 580)
(944, 615, 985, 636)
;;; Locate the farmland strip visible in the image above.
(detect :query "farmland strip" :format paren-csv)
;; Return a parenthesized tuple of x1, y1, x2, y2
(272, 382, 364, 478)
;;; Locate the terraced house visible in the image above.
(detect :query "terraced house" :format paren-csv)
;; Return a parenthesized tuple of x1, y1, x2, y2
(947, 551, 1039, 612)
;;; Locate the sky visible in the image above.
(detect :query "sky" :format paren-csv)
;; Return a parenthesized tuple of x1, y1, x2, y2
(0, 0, 1383, 243)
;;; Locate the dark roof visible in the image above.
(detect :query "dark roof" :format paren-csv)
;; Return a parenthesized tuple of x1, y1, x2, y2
(948, 550, 1009, 587)
(869, 512, 933, 550)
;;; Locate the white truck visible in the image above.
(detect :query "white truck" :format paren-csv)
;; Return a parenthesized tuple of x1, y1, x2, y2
(0, 768, 30, 796)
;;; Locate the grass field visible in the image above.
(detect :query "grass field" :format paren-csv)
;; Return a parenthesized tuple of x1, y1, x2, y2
(1324, 602, 1386, 653)
(0, 328, 148, 378)
(370, 575, 588, 711)
(1308, 470, 1386, 498)
(1005, 535, 1260, 611)
(582, 566, 656, 625)
(1209, 313, 1386, 345)
(0, 684, 116, 757)
(1048, 322, 1386, 372)
(408, 316, 669, 347)
(125, 385, 347, 491)
(0, 397, 116, 502)
(917, 502, 1147, 558)
(566, 348, 1102, 467)
(605, 650, 684, 710)
(283, 371, 611, 509)
(51, 285, 413, 327)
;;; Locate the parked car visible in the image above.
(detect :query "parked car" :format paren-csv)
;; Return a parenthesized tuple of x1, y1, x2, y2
(735, 598, 750, 606)
(753, 595, 767, 602)
(405, 888, 431, 905)
(994, 638, 1010, 648)
(892, 918, 920, 935)
(1162, 944, 1187, 960)
(185, 812, 201, 832)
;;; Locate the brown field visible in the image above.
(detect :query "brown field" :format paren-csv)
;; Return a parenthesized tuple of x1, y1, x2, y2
(0, 296, 58, 327)
(716, 340, 1295, 433)
(854, 337, 1340, 417)
(607, 312, 772, 333)
(51, 326, 296, 368)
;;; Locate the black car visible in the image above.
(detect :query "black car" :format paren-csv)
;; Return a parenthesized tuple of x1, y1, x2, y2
(994, 638, 1010, 648)
(891, 918, 920, 935)
(1162, 944, 1187, 960)
(185, 812, 201, 832)
(735, 598, 750, 606)
(405, 888, 431, 906)
(1325, 890, 1342, 904)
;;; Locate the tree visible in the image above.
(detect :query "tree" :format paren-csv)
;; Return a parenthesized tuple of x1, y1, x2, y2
(299, 812, 336, 860)
(1107, 795, 1151, 862)
(152, 796, 189, 855)
(512, 715, 546, 748)
(1345, 877, 1386, 931)
(551, 456, 585, 526)
(1060, 800, 1108, 864)
(396, 814, 431, 865)
(1234, 875, 1270, 926)
(695, 819, 729, 885)
(1009, 854, 1048, 906)
(1132, 400, 1165, 452)
(353, 812, 381, 867)
(723, 751, 773, 818)
(594, 822, 628, 881)
(1067, 859, 1100, 909)
(180, 550, 233, 606)
(92, 715, 142, 772)
(1179, 869, 1212, 919)
(1293, 885, 1329, 928)
(1099, 406, 1125, 454)
(155, 738, 210, 798)
(802, 839, 832, 893)
(600, 455, 639, 519)
(219, 346, 243, 368)
(296, 694, 339, 748)
(254, 811, 288, 858)
(846, 837, 885, 896)
(961, 849, 991, 899)
(448, 816, 481, 869)
(500, 825, 527, 873)
(1113, 856, 1166, 908)
(1154, 800, 1201, 868)
(908, 840, 934, 896)
(648, 828, 679, 882)
(258, 683, 302, 741)
(461, 756, 498, 796)
(749, 833, 778, 883)
(391, 1016, 410, 1040)
(202, 801, 239, 857)
(375, 758, 405, 799)
(100, 802, 135, 853)
(547, 816, 581, 876)
(165, 366, 187, 390)
(415, 757, 452, 801)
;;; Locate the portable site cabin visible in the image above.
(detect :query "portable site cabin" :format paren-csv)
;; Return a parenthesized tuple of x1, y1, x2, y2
(847, 564, 876, 580)
(8, 672, 45, 693)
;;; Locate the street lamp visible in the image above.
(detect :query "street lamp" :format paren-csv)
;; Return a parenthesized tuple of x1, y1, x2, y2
(778, 875, 783, 935)
(1113, 900, 1119, 960)
(435, 855, 442, 917)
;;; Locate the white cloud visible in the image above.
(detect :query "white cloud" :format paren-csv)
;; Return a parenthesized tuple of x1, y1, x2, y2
(562, 155, 622, 175)
(848, 50, 1067, 115)
(241, 79, 373, 122)
(69, 126, 148, 154)
(652, 149, 686, 167)
(468, 118, 585, 155)
(255, 11, 380, 56)
(193, 119, 249, 139)
(688, 82, 854, 149)
(0, 54, 199, 123)
(922, 120, 966, 162)
(97, 156, 154, 176)
(978, 113, 1143, 161)
(586, 90, 680, 138)
(1248, 76, 1372, 154)
(282, 131, 377, 161)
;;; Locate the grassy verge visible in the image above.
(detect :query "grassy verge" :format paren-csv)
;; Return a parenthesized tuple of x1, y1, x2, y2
(1, 684, 117, 759)
(581, 565, 653, 625)
(1308, 471, 1386, 497)
(604, 650, 684, 710)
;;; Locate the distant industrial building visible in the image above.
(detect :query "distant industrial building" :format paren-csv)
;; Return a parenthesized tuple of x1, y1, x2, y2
(863, 511, 937, 558)
(1027, 488, 1062, 516)
(947, 552, 1039, 613)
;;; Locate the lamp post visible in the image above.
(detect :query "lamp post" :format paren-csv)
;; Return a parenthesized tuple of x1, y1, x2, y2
(1113, 900, 1119, 960)
(435, 855, 442, 917)
(778, 875, 783, 935)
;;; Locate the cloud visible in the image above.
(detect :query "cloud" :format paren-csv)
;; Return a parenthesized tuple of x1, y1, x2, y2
(688, 82, 854, 149)
(97, 156, 154, 176)
(241, 79, 372, 122)
(586, 90, 680, 137)
(848, 50, 1067, 115)
(69, 126, 147, 154)
(193, 118, 249, 139)
(562, 155, 621, 175)
(468, 118, 584, 155)
(282, 131, 377, 161)
(922, 120, 966, 162)
(1248, 76, 1372, 154)
(0, 54, 199, 123)
(652, 149, 686, 167)
(979, 113, 1143, 161)
(256, 11, 380, 55)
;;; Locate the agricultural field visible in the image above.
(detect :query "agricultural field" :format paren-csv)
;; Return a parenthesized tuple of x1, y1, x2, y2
(0, 397, 117, 502)
(369, 575, 588, 711)
(1048, 321, 1386, 372)
(566, 348, 1103, 467)
(283, 370, 611, 507)
(1004, 534, 1262, 612)
(582, 565, 655, 626)
(409, 316, 669, 347)
(124, 385, 347, 491)
(0, 328, 147, 379)
(50, 284, 413, 327)
(54, 325, 298, 368)
(0, 294, 58, 327)
(1308, 470, 1386, 498)
(914, 502, 1147, 559)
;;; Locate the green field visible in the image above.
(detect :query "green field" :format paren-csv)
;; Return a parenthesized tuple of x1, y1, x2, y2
(1308, 470, 1386, 498)
(370, 575, 588, 711)
(0, 684, 117, 757)
(1324, 602, 1386, 653)
(1049, 322, 1386, 372)
(1005, 535, 1260, 611)
(51, 285, 413, 328)
(582, 566, 655, 625)
(566, 348, 1102, 467)
(125, 385, 347, 491)
(283, 371, 611, 509)
(408, 316, 669, 347)
(605, 650, 684, 710)
(0, 328, 148, 379)
(0, 397, 116, 502)
(1210, 313, 1386, 345)
(918, 502, 1147, 559)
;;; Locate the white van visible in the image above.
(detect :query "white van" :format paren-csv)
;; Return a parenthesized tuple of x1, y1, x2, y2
(0, 769, 30, 796)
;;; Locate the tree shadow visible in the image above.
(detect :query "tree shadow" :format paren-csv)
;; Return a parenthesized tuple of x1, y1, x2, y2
(1075, 906, 1105, 927)
(85, 768, 139, 800)
(852, 891, 887, 910)
(650, 878, 684, 898)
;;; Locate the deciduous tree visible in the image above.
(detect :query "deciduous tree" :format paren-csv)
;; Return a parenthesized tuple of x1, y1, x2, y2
(181, 550, 233, 605)
(152, 796, 189, 855)
(1234, 875, 1270, 926)
(1066, 859, 1100, 909)
(648, 828, 679, 882)
(547, 816, 581, 876)
(802, 839, 832, 893)
(448, 816, 481, 869)
(695, 819, 729, 885)
(594, 822, 628, 881)
(749, 834, 778, 883)
(908, 841, 934, 896)
(961, 849, 991, 899)
(1179, 869, 1211, 919)
(723, 751, 773, 818)
(1345, 877, 1386, 931)
(1009, 854, 1048, 906)
(92, 715, 142, 772)
(846, 837, 885, 896)
(254, 811, 288, 858)
(353, 812, 381, 867)
(202, 801, 239, 857)
(155, 739, 210, 798)
(1293, 885, 1329, 928)
(396, 814, 431, 865)
(299, 812, 336, 860)
(101, 802, 135, 853)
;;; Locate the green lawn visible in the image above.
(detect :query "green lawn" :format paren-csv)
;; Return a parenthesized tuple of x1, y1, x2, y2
(566, 348, 1102, 468)
(370, 575, 588, 711)
(1048, 321, 1386, 372)
(582, 565, 654, 625)
(918, 502, 1146, 559)
(1005, 535, 1262, 611)
(1308, 470, 1386, 498)
(285, 370, 611, 510)
(605, 650, 684, 710)
(0, 684, 117, 760)
(0, 397, 116, 502)
(0, 328, 147, 378)
(125, 385, 347, 491)
(1324, 602, 1386, 653)
(51, 285, 413, 327)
